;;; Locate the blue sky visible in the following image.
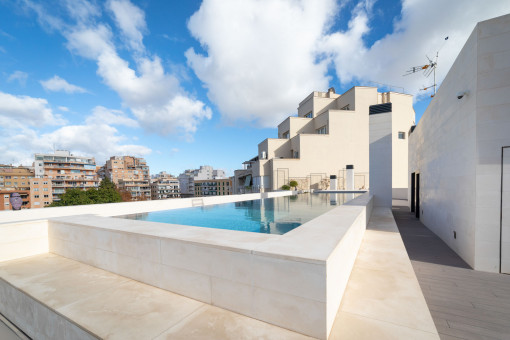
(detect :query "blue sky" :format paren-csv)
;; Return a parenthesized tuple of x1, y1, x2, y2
(1, 0, 509, 176)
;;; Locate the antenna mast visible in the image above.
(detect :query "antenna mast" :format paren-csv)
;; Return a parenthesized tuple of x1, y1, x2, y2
(403, 37, 448, 97)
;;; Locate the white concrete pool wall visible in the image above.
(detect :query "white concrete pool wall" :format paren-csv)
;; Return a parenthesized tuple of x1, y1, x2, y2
(0, 191, 373, 339)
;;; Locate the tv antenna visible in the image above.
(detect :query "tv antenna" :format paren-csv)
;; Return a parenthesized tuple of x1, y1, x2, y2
(403, 36, 448, 97)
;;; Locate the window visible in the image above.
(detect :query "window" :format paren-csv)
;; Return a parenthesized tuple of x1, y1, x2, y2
(316, 125, 328, 134)
(282, 131, 290, 139)
(34, 195, 40, 198)
(5, 176, 11, 179)
(341, 104, 350, 110)
(304, 112, 313, 118)
(43, 182, 48, 185)
(44, 195, 49, 198)
(34, 202, 40, 205)
(43, 188, 48, 191)
(34, 188, 39, 191)
(398, 131, 406, 139)
(33, 182, 39, 185)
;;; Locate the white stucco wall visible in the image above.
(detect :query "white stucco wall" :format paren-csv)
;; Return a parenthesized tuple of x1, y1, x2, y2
(369, 112, 393, 207)
(409, 14, 510, 272)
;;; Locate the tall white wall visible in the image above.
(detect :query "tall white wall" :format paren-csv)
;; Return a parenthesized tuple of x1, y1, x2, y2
(369, 112, 392, 207)
(474, 15, 510, 272)
(409, 14, 510, 272)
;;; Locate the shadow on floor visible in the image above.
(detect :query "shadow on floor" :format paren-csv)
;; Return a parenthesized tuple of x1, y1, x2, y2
(392, 205, 470, 269)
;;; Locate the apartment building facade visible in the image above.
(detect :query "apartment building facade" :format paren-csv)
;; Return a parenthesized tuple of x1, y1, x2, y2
(234, 86, 415, 198)
(150, 172, 180, 199)
(0, 190, 30, 210)
(34, 151, 98, 202)
(29, 178, 53, 208)
(178, 166, 227, 197)
(194, 178, 232, 197)
(105, 156, 150, 200)
(0, 165, 34, 191)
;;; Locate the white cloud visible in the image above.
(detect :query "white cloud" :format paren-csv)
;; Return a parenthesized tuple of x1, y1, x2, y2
(61, 0, 212, 138)
(321, 0, 510, 101)
(107, 0, 147, 53)
(40, 75, 88, 94)
(186, 0, 510, 125)
(7, 71, 28, 86)
(0, 91, 65, 127)
(186, 0, 336, 127)
(58, 106, 69, 112)
(86, 106, 139, 128)
(0, 110, 151, 166)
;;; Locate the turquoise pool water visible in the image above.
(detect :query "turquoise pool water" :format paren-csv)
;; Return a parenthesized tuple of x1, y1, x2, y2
(118, 193, 359, 235)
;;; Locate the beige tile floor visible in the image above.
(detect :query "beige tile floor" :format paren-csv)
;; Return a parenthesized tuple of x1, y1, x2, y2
(0, 207, 438, 339)
(0, 254, 312, 340)
(328, 207, 439, 339)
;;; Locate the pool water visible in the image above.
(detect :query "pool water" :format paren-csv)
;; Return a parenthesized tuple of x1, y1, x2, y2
(118, 193, 359, 235)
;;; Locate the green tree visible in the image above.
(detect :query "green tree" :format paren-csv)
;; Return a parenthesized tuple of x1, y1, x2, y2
(98, 178, 122, 203)
(281, 184, 291, 190)
(49, 188, 93, 207)
(289, 180, 298, 190)
(48, 178, 123, 207)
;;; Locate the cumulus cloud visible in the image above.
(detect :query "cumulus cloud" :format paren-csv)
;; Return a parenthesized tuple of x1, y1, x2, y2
(0, 107, 151, 166)
(86, 106, 138, 128)
(186, 0, 336, 127)
(7, 71, 28, 86)
(321, 0, 510, 101)
(187, 0, 510, 125)
(107, 0, 147, 53)
(0, 91, 65, 127)
(61, 0, 211, 138)
(40, 75, 88, 93)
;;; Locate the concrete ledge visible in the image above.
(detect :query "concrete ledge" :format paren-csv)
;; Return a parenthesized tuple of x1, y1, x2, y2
(46, 193, 372, 339)
(330, 207, 439, 339)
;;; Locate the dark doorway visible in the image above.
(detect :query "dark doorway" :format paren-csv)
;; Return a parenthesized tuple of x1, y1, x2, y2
(411, 172, 416, 213)
(416, 173, 420, 218)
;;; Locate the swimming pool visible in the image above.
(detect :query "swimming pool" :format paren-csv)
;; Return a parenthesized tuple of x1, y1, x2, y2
(118, 193, 360, 234)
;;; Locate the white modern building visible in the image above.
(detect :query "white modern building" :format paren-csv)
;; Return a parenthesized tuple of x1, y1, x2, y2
(234, 87, 415, 198)
(408, 14, 510, 273)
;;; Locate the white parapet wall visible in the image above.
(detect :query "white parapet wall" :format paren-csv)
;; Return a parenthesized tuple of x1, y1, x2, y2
(0, 191, 372, 339)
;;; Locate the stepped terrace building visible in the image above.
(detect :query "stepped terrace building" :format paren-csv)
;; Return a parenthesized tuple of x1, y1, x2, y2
(34, 151, 98, 202)
(234, 86, 415, 198)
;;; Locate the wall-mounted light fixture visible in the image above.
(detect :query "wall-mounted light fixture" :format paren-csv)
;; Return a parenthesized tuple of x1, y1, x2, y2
(456, 90, 469, 99)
